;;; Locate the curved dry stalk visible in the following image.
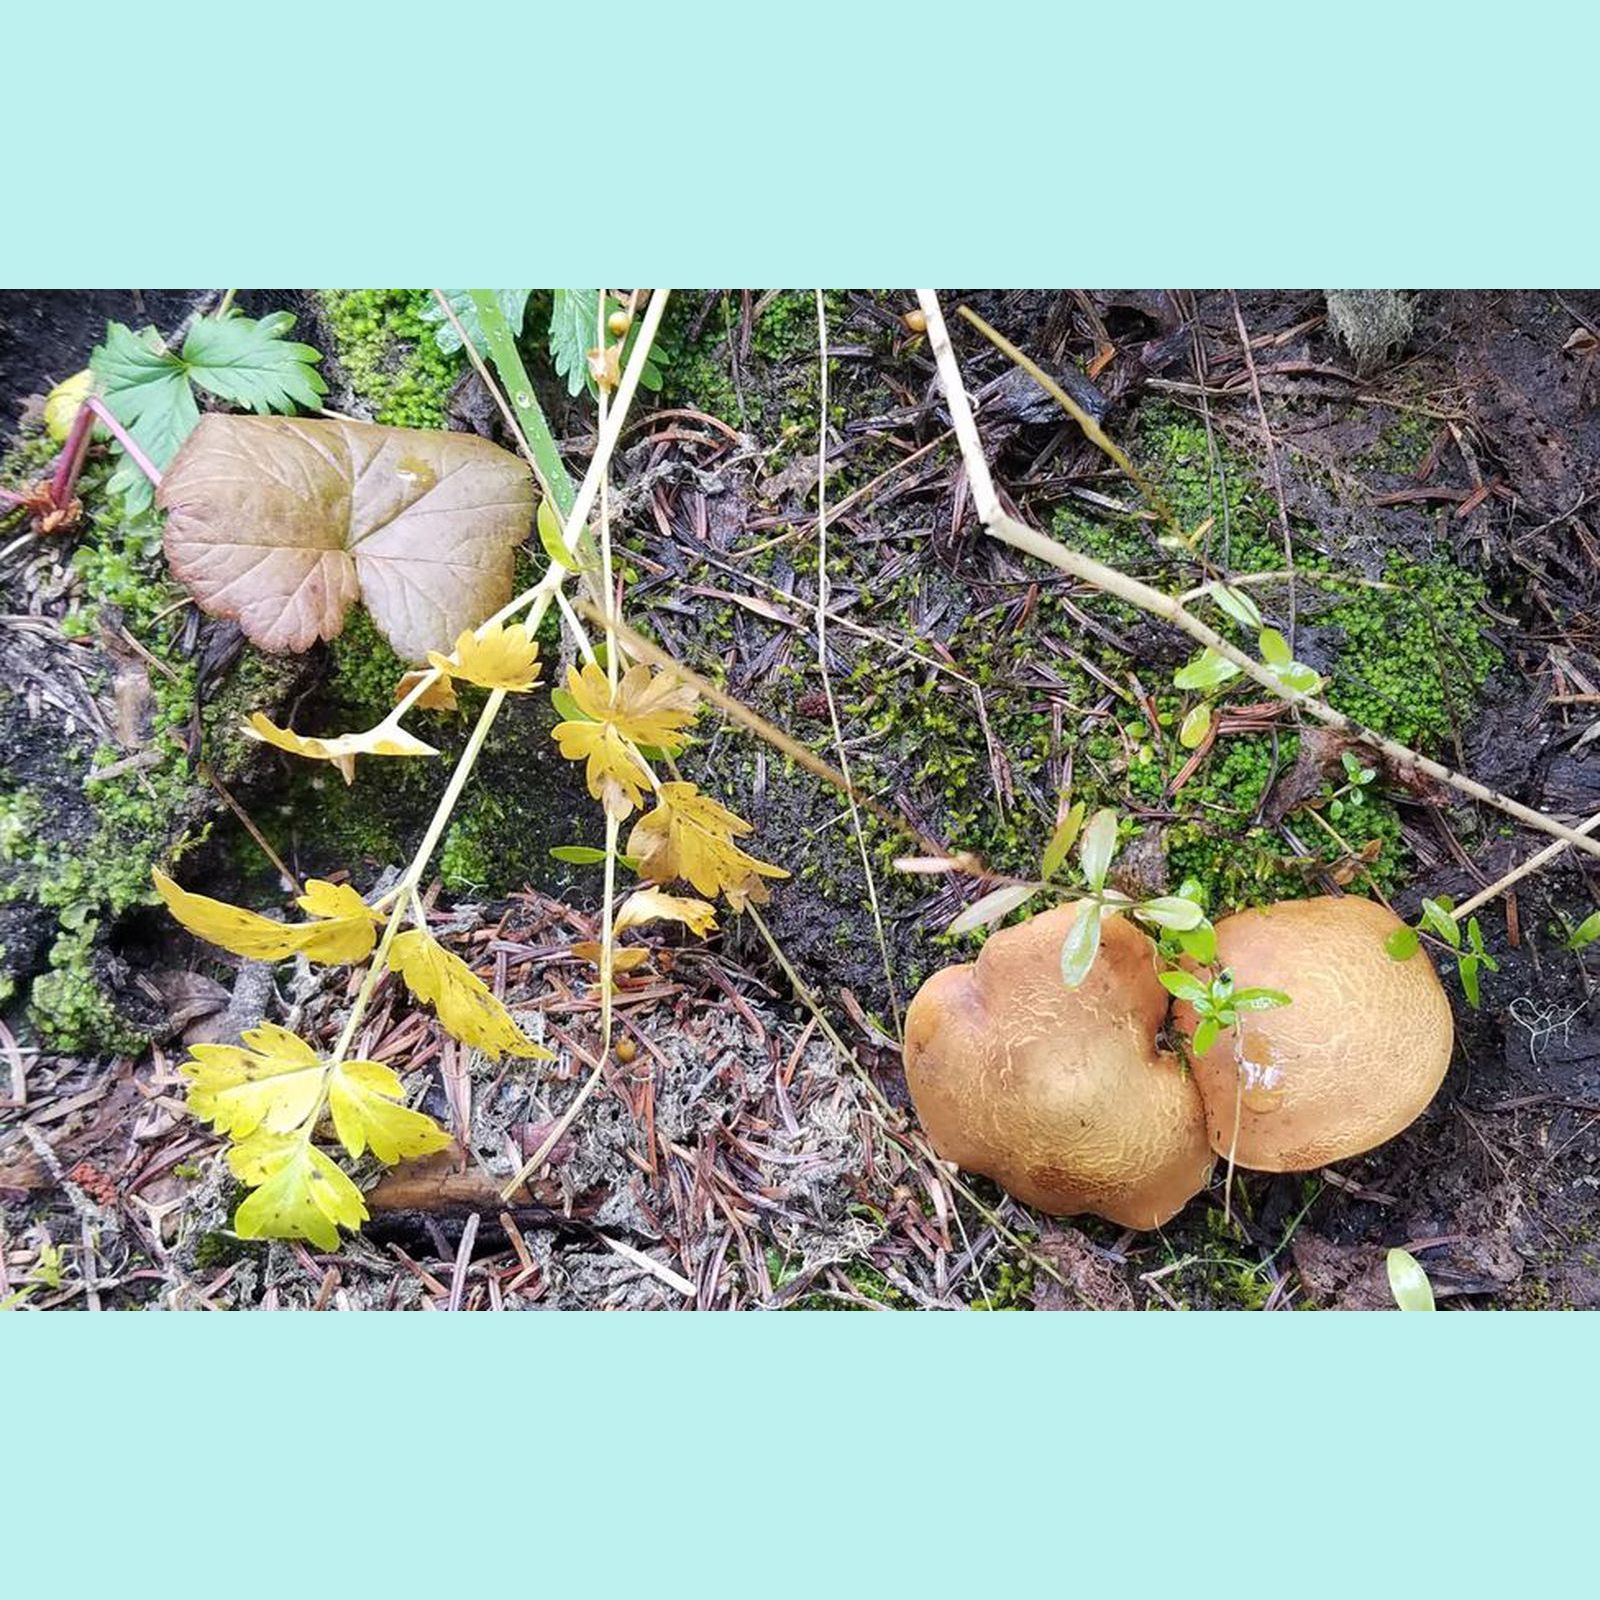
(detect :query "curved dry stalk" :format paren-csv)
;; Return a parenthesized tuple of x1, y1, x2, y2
(813, 290, 902, 1035)
(916, 289, 1600, 872)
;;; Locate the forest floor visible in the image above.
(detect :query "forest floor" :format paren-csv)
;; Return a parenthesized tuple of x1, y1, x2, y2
(3, 288, 1598, 1310)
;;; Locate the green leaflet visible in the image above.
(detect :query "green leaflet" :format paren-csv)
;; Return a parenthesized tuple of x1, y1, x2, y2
(422, 289, 533, 355)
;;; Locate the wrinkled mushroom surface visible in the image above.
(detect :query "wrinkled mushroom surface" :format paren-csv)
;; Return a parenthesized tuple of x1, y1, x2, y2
(903, 904, 1213, 1229)
(1178, 895, 1454, 1172)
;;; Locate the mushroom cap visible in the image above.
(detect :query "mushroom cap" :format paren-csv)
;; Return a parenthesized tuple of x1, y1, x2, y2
(1177, 895, 1454, 1172)
(903, 904, 1213, 1229)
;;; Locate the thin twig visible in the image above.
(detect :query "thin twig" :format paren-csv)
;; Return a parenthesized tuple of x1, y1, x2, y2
(813, 291, 902, 1035)
(915, 289, 1600, 872)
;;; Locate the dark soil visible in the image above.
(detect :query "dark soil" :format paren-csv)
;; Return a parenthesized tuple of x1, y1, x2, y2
(4, 288, 1599, 1310)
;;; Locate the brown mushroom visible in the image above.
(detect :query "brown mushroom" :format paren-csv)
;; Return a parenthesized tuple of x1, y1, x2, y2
(903, 904, 1213, 1229)
(1177, 895, 1453, 1172)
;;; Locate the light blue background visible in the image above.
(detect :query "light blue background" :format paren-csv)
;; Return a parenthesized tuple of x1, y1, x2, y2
(5, 2, 1596, 1590)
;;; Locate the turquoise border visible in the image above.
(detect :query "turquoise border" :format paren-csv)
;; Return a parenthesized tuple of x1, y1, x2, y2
(7, 1314, 1596, 1589)
(5, 3, 1596, 1582)
(7, 3, 1595, 284)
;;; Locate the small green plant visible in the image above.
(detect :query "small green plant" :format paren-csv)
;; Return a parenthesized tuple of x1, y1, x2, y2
(1155, 966, 1291, 1057)
(91, 309, 325, 511)
(1386, 1246, 1436, 1311)
(1173, 584, 1322, 748)
(1384, 896, 1499, 1007)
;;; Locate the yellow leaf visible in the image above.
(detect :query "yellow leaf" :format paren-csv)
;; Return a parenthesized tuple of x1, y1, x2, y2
(587, 343, 621, 391)
(244, 710, 437, 785)
(614, 888, 718, 939)
(427, 621, 542, 693)
(388, 927, 554, 1061)
(44, 370, 94, 442)
(553, 718, 654, 817)
(565, 661, 698, 749)
(153, 868, 383, 965)
(626, 782, 788, 902)
(231, 1136, 368, 1250)
(328, 1059, 454, 1164)
(571, 942, 652, 972)
(182, 1023, 327, 1141)
(395, 668, 458, 711)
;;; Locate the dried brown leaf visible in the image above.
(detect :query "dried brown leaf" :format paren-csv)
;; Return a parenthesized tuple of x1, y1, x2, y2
(158, 415, 535, 660)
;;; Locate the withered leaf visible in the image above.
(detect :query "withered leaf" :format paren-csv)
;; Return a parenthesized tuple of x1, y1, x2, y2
(158, 415, 535, 660)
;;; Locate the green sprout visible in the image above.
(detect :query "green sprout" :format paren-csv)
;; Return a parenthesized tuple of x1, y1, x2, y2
(1384, 896, 1498, 1007)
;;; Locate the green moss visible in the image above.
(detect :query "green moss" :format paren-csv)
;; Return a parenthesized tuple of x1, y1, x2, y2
(29, 924, 145, 1054)
(321, 290, 462, 428)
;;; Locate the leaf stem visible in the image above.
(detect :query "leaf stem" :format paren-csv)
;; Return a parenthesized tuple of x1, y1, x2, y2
(468, 291, 575, 520)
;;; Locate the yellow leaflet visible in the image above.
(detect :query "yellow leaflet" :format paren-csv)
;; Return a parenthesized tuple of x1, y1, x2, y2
(565, 661, 698, 749)
(328, 1059, 454, 1165)
(614, 887, 718, 939)
(427, 621, 542, 693)
(571, 941, 652, 972)
(153, 868, 383, 965)
(244, 711, 438, 785)
(45, 370, 94, 442)
(388, 927, 554, 1062)
(229, 1135, 368, 1251)
(626, 782, 788, 902)
(553, 719, 653, 817)
(182, 1023, 327, 1140)
(395, 668, 458, 711)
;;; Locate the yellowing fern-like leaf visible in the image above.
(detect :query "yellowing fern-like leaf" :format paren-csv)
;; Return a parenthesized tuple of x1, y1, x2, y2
(395, 668, 458, 711)
(427, 621, 542, 692)
(572, 661, 698, 747)
(552, 662, 698, 817)
(554, 719, 653, 817)
(182, 1023, 328, 1141)
(153, 869, 385, 965)
(244, 710, 438, 785)
(626, 782, 788, 902)
(614, 887, 719, 939)
(388, 927, 553, 1061)
(328, 1059, 454, 1164)
(231, 1136, 369, 1250)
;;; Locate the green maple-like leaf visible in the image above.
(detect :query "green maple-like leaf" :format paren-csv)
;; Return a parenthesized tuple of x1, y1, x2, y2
(421, 289, 532, 355)
(179, 310, 327, 413)
(91, 311, 325, 515)
(549, 290, 666, 399)
(549, 289, 600, 397)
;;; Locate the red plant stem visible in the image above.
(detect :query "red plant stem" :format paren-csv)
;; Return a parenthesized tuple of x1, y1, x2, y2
(49, 402, 98, 502)
(85, 397, 162, 487)
(0, 485, 25, 508)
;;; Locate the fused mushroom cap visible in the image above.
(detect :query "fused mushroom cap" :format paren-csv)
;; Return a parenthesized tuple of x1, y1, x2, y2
(904, 904, 1213, 1229)
(1179, 895, 1453, 1172)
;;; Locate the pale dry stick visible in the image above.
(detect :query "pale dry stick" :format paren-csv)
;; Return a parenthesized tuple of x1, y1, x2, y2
(915, 288, 1600, 870)
(1229, 291, 1297, 644)
(744, 903, 1071, 1303)
(1451, 810, 1600, 922)
(595, 290, 622, 1130)
(813, 291, 902, 1035)
(324, 294, 673, 1074)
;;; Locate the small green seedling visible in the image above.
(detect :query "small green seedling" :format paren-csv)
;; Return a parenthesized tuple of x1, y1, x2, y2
(1565, 909, 1600, 952)
(1384, 896, 1498, 1007)
(1386, 1247, 1436, 1311)
(1157, 966, 1291, 1056)
(1327, 750, 1377, 820)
